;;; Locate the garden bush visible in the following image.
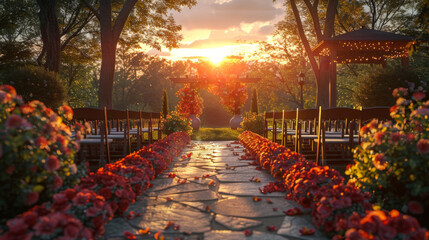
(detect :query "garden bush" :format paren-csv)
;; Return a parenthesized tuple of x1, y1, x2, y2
(241, 113, 265, 135)
(239, 131, 428, 239)
(347, 85, 429, 227)
(0, 85, 86, 223)
(0, 65, 66, 109)
(162, 111, 192, 135)
(353, 66, 420, 107)
(0, 131, 191, 240)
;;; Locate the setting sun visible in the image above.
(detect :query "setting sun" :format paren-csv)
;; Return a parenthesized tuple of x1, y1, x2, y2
(169, 45, 240, 64)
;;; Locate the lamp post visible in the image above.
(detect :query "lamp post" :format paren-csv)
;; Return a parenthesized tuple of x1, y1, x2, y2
(298, 72, 305, 109)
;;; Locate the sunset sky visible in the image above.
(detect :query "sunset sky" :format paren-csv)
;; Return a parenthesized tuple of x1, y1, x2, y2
(147, 0, 285, 61)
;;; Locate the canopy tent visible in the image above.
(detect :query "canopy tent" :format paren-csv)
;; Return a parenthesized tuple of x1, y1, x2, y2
(311, 28, 416, 107)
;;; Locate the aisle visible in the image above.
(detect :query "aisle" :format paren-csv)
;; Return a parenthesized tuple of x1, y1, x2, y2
(102, 141, 326, 240)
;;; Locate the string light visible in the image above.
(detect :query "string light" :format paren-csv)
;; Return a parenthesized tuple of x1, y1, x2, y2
(316, 40, 415, 64)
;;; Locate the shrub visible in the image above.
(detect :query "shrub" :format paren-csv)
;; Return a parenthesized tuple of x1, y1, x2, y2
(251, 88, 258, 114)
(0, 65, 66, 109)
(162, 89, 168, 118)
(353, 66, 420, 107)
(162, 111, 192, 136)
(241, 113, 265, 135)
(0, 85, 86, 223)
(347, 85, 429, 226)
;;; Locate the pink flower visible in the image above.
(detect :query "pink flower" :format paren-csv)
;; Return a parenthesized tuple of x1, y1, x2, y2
(417, 139, 429, 154)
(373, 153, 387, 171)
(412, 92, 426, 101)
(35, 137, 49, 149)
(406, 133, 415, 142)
(5, 114, 23, 129)
(389, 132, 402, 143)
(392, 87, 408, 97)
(45, 155, 60, 172)
(25, 192, 39, 206)
(33, 216, 58, 236)
(408, 200, 424, 215)
(64, 218, 82, 239)
(0, 90, 12, 104)
(52, 175, 63, 190)
(374, 132, 385, 145)
(6, 218, 28, 234)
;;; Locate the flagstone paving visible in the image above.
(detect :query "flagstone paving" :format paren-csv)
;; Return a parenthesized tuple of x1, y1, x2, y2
(102, 141, 326, 240)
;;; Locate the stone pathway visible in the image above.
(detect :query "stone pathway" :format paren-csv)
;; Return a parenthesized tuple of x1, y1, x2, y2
(102, 141, 327, 240)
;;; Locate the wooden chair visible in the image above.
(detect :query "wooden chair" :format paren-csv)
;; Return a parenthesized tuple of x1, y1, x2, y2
(264, 111, 283, 142)
(73, 107, 111, 170)
(315, 107, 361, 166)
(293, 108, 320, 154)
(281, 109, 298, 147)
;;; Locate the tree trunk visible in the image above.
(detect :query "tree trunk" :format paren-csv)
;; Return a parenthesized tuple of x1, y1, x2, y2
(96, 0, 137, 109)
(318, 56, 331, 108)
(98, 36, 116, 108)
(36, 0, 60, 72)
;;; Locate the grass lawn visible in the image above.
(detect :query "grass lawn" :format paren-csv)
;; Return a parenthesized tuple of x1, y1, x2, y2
(190, 128, 243, 141)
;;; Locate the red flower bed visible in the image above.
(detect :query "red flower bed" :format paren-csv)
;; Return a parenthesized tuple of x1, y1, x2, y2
(239, 131, 428, 240)
(0, 131, 191, 240)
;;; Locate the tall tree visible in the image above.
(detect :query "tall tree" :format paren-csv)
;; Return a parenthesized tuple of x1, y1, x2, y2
(0, 0, 38, 67)
(81, 0, 196, 108)
(36, 0, 61, 72)
(36, 0, 95, 72)
(276, 0, 338, 108)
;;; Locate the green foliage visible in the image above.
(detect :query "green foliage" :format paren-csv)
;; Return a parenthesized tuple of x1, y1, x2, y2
(346, 86, 429, 225)
(162, 111, 192, 136)
(353, 66, 420, 107)
(0, 65, 66, 109)
(251, 88, 258, 114)
(190, 128, 241, 141)
(162, 89, 169, 118)
(241, 113, 265, 135)
(0, 85, 86, 223)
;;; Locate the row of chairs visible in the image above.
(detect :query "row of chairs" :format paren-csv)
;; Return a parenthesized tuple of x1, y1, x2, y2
(263, 107, 391, 166)
(73, 107, 162, 170)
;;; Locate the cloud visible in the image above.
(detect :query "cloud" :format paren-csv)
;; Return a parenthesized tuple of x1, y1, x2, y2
(258, 25, 275, 35)
(146, 48, 171, 57)
(173, 0, 282, 30)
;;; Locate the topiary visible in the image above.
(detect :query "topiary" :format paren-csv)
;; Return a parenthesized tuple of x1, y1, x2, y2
(353, 66, 420, 107)
(0, 65, 66, 109)
(251, 88, 258, 114)
(162, 89, 169, 118)
(241, 113, 265, 135)
(162, 111, 192, 136)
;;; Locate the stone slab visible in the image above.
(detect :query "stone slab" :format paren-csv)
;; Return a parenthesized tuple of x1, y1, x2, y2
(127, 199, 212, 233)
(218, 182, 285, 197)
(103, 218, 138, 238)
(211, 197, 297, 218)
(159, 189, 218, 202)
(168, 166, 216, 179)
(277, 215, 329, 240)
(216, 173, 274, 183)
(146, 178, 182, 192)
(204, 230, 288, 240)
(215, 214, 262, 230)
(181, 201, 208, 212)
(150, 182, 209, 196)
